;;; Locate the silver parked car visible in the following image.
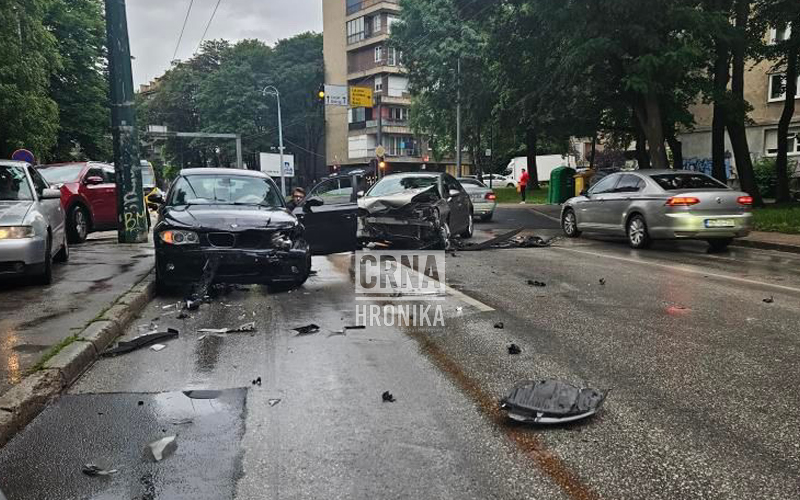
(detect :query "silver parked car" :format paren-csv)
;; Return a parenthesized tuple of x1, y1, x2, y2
(0, 161, 68, 283)
(561, 170, 753, 250)
(457, 178, 497, 221)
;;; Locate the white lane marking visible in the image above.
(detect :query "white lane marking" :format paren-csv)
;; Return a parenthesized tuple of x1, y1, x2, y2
(526, 206, 561, 222)
(554, 246, 800, 295)
(399, 261, 495, 312)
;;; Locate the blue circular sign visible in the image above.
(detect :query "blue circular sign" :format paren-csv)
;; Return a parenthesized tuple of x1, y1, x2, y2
(11, 149, 35, 164)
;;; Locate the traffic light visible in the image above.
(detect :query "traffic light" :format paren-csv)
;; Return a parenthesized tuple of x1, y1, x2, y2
(317, 84, 325, 101)
(378, 156, 386, 169)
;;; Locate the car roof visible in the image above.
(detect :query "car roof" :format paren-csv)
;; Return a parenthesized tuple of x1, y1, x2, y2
(381, 171, 441, 179)
(180, 168, 268, 178)
(634, 169, 709, 177)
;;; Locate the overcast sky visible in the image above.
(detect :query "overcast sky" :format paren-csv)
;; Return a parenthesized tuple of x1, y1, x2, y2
(128, 0, 323, 86)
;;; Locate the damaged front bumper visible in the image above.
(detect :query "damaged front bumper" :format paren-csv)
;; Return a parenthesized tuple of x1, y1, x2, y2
(156, 241, 310, 285)
(357, 215, 442, 246)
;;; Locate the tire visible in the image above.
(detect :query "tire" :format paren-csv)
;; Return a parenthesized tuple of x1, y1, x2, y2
(35, 235, 53, 285)
(54, 238, 69, 263)
(707, 238, 733, 252)
(460, 211, 474, 238)
(293, 252, 313, 288)
(66, 205, 89, 243)
(627, 214, 651, 249)
(562, 209, 581, 238)
(507, 183, 515, 188)
(434, 221, 451, 250)
(155, 258, 173, 296)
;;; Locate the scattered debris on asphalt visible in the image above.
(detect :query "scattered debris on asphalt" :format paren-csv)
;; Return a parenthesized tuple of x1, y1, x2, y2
(599, 278, 606, 286)
(102, 329, 179, 357)
(182, 390, 222, 400)
(252, 377, 262, 386)
(382, 391, 396, 403)
(453, 228, 524, 251)
(161, 304, 176, 310)
(232, 321, 256, 332)
(150, 344, 167, 352)
(196, 321, 257, 336)
(147, 436, 177, 462)
(667, 305, 691, 315)
(177, 311, 189, 320)
(343, 325, 366, 330)
(82, 464, 119, 476)
(171, 418, 193, 425)
(137, 401, 144, 406)
(185, 299, 201, 311)
(508, 344, 522, 355)
(500, 379, 608, 424)
(268, 399, 281, 407)
(293, 324, 320, 335)
(527, 280, 546, 287)
(494, 322, 504, 329)
(763, 296, 774, 304)
(197, 328, 228, 334)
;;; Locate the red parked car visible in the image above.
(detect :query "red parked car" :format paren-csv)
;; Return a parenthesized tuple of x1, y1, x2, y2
(36, 162, 117, 243)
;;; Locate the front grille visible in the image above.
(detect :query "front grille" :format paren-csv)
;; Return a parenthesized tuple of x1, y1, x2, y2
(237, 231, 265, 249)
(207, 232, 235, 248)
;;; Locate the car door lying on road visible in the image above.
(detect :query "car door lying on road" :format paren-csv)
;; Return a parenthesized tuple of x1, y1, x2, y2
(298, 176, 359, 255)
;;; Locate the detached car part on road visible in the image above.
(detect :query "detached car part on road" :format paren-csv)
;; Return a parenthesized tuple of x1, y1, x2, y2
(357, 172, 474, 249)
(154, 169, 312, 292)
(0, 161, 68, 284)
(561, 170, 754, 250)
(500, 379, 608, 424)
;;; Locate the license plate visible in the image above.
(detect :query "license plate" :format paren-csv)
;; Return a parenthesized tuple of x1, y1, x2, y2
(471, 195, 485, 201)
(705, 219, 735, 228)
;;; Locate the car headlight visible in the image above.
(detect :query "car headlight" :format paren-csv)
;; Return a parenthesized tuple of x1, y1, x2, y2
(270, 231, 293, 250)
(0, 226, 35, 240)
(159, 229, 199, 245)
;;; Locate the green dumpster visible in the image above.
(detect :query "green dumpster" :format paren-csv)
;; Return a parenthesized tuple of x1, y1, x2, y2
(547, 166, 576, 204)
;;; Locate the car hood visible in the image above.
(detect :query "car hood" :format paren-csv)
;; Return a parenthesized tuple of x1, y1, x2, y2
(161, 204, 297, 231)
(0, 201, 33, 225)
(360, 185, 441, 214)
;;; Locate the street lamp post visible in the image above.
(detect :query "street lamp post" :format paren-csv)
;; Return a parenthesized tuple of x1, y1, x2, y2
(262, 85, 286, 196)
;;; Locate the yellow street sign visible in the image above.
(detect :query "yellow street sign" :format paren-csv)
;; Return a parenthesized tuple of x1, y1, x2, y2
(349, 86, 374, 108)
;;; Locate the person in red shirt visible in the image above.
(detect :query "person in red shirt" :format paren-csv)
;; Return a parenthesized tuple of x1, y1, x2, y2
(519, 169, 530, 203)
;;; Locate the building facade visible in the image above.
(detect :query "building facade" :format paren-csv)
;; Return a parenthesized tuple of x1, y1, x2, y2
(322, 0, 468, 177)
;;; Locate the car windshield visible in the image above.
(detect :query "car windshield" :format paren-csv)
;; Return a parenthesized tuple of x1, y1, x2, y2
(650, 173, 727, 191)
(168, 175, 284, 207)
(37, 164, 85, 184)
(0, 166, 33, 201)
(367, 176, 438, 197)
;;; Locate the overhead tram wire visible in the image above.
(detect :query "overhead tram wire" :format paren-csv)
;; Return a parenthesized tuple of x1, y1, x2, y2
(195, 0, 224, 55)
(172, 0, 195, 61)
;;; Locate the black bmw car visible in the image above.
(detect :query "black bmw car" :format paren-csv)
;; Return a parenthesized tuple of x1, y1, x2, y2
(154, 168, 356, 292)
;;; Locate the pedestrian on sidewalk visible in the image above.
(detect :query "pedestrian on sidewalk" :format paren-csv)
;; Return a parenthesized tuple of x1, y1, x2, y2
(519, 168, 529, 204)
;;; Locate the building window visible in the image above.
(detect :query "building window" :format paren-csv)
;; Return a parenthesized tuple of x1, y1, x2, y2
(764, 127, 800, 156)
(768, 73, 800, 102)
(373, 15, 382, 33)
(349, 107, 367, 124)
(347, 17, 365, 44)
(769, 24, 792, 44)
(387, 15, 399, 33)
(374, 46, 383, 63)
(388, 107, 408, 121)
(374, 78, 383, 93)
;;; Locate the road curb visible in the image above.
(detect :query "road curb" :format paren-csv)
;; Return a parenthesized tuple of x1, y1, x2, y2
(731, 239, 800, 254)
(0, 269, 155, 447)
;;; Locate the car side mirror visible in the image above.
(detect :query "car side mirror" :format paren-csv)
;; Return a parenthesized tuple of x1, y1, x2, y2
(304, 196, 324, 208)
(41, 188, 62, 200)
(356, 190, 365, 199)
(84, 176, 104, 185)
(448, 188, 460, 198)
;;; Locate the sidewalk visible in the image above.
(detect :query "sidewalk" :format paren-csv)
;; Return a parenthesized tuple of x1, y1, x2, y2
(0, 232, 154, 396)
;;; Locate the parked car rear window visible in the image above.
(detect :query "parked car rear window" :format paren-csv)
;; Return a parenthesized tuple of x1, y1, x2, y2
(367, 176, 438, 197)
(650, 173, 727, 191)
(37, 164, 85, 184)
(169, 175, 284, 207)
(458, 179, 486, 188)
(0, 166, 33, 201)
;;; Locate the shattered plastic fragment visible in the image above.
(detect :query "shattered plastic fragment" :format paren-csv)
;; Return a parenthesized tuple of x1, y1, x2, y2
(268, 398, 281, 407)
(185, 299, 201, 311)
(182, 390, 222, 400)
(171, 418, 193, 425)
(599, 278, 606, 286)
(508, 344, 522, 355)
(197, 328, 229, 334)
(252, 377, 262, 386)
(343, 325, 366, 330)
(382, 391, 396, 403)
(150, 344, 167, 352)
(500, 379, 608, 424)
(527, 280, 546, 287)
(293, 324, 320, 335)
(82, 464, 119, 476)
(102, 329, 179, 357)
(494, 322, 504, 329)
(147, 435, 177, 462)
(763, 296, 774, 304)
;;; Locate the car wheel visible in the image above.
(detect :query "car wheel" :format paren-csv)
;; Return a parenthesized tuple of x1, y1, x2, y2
(54, 238, 69, 263)
(707, 238, 733, 252)
(562, 209, 581, 237)
(293, 252, 312, 288)
(434, 221, 451, 250)
(35, 235, 53, 285)
(507, 183, 515, 188)
(67, 205, 89, 244)
(460, 211, 474, 238)
(627, 214, 651, 249)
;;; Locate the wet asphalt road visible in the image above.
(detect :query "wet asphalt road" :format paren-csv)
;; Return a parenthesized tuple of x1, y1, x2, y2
(2, 206, 800, 499)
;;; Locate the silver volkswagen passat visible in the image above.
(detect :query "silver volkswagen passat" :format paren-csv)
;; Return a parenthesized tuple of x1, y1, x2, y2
(0, 161, 68, 284)
(561, 170, 753, 250)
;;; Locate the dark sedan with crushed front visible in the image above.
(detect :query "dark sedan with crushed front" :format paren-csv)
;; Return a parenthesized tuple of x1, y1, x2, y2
(154, 168, 311, 291)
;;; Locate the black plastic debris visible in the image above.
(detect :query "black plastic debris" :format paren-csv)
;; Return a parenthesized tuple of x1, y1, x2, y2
(527, 280, 546, 287)
(494, 322, 504, 329)
(182, 390, 222, 400)
(500, 379, 608, 424)
(101, 329, 179, 357)
(137, 400, 144, 406)
(763, 296, 774, 304)
(252, 377, 262, 386)
(177, 311, 189, 320)
(268, 398, 281, 407)
(344, 325, 366, 330)
(599, 278, 606, 286)
(185, 299, 201, 311)
(382, 391, 396, 403)
(147, 435, 177, 462)
(293, 324, 320, 335)
(198, 322, 256, 335)
(454, 228, 524, 251)
(508, 344, 522, 355)
(82, 464, 119, 476)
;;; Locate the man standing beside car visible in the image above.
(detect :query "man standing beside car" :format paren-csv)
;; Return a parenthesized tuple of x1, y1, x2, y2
(519, 168, 529, 204)
(286, 187, 306, 211)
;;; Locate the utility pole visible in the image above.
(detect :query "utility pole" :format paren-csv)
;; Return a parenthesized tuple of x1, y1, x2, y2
(263, 86, 286, 196)
(456, 57, 462, 178)
(105, 0, 147, 243)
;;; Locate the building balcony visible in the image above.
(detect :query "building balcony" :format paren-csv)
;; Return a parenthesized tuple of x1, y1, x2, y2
(346, 0, 399, 18)
(347, 32, 389, 51)
(379, 94, 411, 105)
(347, 65, 404, 81)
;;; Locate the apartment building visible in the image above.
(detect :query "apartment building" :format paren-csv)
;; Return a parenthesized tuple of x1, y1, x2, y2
(323, 0, 467, 176)
(679, 25, 799, 179)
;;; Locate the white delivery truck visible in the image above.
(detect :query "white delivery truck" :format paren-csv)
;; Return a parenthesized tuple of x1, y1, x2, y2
(505, 154, 576, 185)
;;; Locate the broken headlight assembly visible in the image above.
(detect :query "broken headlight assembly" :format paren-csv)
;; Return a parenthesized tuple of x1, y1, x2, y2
(0, 226, 35, 239)
(270, 231, 293, 250)
(411, 206, 436, 221)
(159, 229, 199, 245)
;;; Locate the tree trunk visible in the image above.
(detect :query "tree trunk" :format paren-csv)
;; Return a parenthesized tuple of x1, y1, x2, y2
(712, 35, 730, 182)
(725, 0, 763, 206)
(632, 114, 651, 169)
(589, 134, 597, 169)
(633, 93, 669, 169)
(776, 44, 798, 203)
(666, 132, 683, 170)
(526, 126, 540, 189)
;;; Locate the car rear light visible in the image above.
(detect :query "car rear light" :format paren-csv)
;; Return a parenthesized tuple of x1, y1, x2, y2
(665, 196, 700, 206)
(737, 196, 753, 206)
(485, 192, 496, 201)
